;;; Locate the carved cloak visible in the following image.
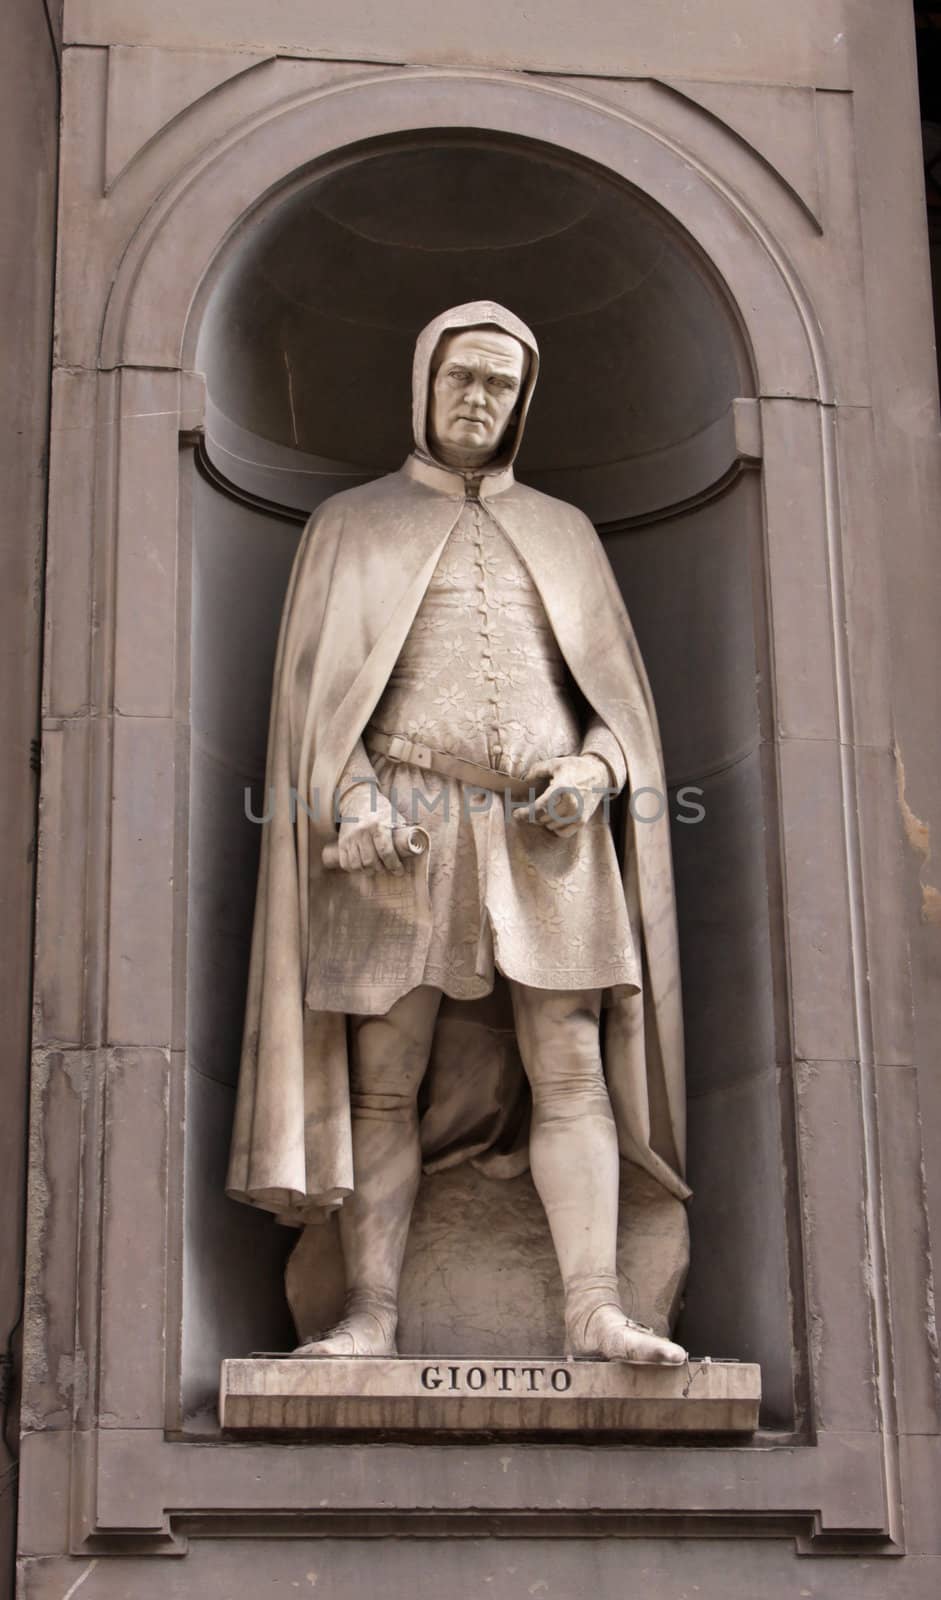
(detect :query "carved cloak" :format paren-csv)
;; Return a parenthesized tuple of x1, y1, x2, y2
(227, 301, 690, 1222)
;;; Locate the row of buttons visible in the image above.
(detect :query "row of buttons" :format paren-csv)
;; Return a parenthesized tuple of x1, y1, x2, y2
(471, 504, 505, 765)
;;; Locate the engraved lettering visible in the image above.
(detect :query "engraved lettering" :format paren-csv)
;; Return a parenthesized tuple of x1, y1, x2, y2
(493, 1366, 515, 1392)
(421, 1365, 443, 1390)
(447, 1365, 460, 1391)
(466, 1366, 486, 1391)
(521, 1366, 543, 1391)
(551, 1368, 573, 1392)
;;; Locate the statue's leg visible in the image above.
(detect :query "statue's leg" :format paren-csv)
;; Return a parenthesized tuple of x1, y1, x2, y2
(509, 983, 686, 1366)
(293, 984, 441, 1358)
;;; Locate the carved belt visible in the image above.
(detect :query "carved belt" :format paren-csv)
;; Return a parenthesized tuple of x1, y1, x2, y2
(364, 726, 539, 802)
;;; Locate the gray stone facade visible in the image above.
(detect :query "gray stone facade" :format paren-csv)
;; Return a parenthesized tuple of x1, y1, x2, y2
(11, 2, 941, 1595)
(0, 0, 59, 1586)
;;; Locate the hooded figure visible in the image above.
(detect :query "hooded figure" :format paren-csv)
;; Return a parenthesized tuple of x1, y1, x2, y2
(227, 302, 689, 1363)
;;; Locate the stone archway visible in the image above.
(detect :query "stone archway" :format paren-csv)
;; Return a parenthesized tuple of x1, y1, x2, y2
(102, 71, 827, 397)
(28, 47, 908, 1559)
(174, 107, 816, 1427)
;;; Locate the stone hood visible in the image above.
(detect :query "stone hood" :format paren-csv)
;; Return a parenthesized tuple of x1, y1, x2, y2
(410, 300, 540, 473)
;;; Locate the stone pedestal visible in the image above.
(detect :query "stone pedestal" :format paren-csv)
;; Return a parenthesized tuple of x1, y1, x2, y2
(219, 1355, 761, 1434)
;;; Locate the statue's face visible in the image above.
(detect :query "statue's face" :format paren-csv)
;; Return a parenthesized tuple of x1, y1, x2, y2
(428, 328, 527, 469)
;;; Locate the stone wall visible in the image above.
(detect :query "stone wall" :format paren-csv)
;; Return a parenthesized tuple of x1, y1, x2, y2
(16, 2, 941, 1596)
(0, 0, 60, 1589)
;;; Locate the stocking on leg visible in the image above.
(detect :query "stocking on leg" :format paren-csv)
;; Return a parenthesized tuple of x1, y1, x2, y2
(509, 983, 686, 1366)
(293, 985, 441, 1356)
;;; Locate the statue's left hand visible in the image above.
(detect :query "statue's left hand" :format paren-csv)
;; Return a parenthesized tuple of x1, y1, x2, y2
(513, 753, 614, 838)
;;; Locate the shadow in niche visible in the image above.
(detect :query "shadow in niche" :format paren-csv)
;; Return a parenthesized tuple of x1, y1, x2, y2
(182, 131, 799, 1431)
(182, 483, 299, 1425)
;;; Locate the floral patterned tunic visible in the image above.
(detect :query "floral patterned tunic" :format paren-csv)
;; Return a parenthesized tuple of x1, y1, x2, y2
(354, 494, 640, 1003)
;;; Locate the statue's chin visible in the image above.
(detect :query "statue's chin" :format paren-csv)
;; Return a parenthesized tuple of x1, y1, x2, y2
(428, 432, 499, 471)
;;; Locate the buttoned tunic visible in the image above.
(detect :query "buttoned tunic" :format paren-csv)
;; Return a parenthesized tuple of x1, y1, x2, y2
(310, 481, 640, 1011)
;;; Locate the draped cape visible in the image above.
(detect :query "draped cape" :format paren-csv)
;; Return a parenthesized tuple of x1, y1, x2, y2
(226, 302, 690, 1222)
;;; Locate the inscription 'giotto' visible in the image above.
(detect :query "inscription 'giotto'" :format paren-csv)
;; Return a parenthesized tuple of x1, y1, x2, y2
(420, 1363, 574, 1393)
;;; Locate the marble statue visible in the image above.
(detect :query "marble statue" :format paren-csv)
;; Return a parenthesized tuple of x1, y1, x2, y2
(227, 302, 690, 1365)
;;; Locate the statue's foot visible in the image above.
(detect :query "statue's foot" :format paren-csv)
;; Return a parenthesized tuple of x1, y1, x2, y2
(291, 1305, 397, 1358)
(565, 1300, 686, 1366)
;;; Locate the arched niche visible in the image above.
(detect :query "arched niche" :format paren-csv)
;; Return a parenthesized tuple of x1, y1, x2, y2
(182, 129, 797, 1429)
(195, 133, 749, 524)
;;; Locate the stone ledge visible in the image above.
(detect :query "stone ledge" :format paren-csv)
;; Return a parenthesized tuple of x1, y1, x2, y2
(219, 1355, 761, 1434)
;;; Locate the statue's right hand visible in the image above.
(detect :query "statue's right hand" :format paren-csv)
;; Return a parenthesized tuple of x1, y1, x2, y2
(336, 786, 405, 875)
